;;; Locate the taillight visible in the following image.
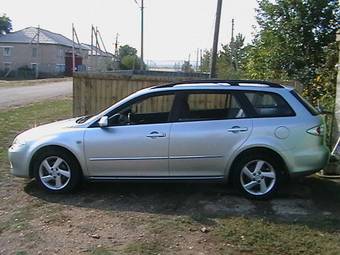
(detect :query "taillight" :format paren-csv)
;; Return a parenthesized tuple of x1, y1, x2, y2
(306, 124, 325, 136)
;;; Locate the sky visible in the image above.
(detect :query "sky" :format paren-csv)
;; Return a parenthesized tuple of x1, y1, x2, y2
(2, 0, 258, 62)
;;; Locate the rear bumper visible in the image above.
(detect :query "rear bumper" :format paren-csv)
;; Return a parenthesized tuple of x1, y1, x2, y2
(287, 145, 330, 178)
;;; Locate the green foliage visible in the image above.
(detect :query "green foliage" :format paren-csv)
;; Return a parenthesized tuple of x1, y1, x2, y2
(117, 44, 144, 70)
(200, 49, 211, 73)
(217, 33, 247, 79)
(181, 60, 194, 72)
(244, 0, 339, 107)
(0, 14, 12, 35)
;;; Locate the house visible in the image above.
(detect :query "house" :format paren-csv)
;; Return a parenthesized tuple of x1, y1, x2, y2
(0, 27, 88, 78)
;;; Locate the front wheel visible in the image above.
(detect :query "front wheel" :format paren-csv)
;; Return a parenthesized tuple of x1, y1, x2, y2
(232, 153, 281, 199)
(33, 149, 81, 193)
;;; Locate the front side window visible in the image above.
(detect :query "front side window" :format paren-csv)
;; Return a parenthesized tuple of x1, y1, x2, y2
(244, 92, 295, 117)
(109, 94, 175, 126)
(177, 92, 245, 121)
(3, 47, 11, 56)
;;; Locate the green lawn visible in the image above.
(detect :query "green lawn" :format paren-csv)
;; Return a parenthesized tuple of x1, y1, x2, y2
(0, 99, 340, 255)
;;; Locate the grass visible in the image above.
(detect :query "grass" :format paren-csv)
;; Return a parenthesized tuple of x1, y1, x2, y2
(0, 98, 72, 179)
(215, 216, 340, 255)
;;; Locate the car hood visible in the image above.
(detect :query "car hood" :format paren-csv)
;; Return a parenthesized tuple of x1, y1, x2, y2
(15, 117, 79, 142)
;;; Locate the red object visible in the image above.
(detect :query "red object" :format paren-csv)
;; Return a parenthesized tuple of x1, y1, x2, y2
(65, 52, 82, 76)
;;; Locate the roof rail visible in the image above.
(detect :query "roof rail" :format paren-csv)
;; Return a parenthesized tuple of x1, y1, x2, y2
(151, 79, 285, 89)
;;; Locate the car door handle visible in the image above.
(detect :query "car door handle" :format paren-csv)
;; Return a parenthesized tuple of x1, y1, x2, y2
(227, 126, 248, 133)
(146, 131, 166, 138)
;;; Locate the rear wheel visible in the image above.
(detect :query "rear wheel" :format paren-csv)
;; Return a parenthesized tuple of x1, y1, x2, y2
(33, 149, 81, 193)
(232, 153, 281, 199)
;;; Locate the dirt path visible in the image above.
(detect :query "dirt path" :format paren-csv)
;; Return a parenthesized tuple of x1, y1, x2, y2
(0, 80, 72, 110)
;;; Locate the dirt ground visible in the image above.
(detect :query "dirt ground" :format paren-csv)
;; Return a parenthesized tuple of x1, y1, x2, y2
(1, 99, 340, 255)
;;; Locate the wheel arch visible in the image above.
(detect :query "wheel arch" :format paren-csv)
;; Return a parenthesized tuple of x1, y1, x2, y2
(227, 146, 289, 182)
(29, 145, 83, 178)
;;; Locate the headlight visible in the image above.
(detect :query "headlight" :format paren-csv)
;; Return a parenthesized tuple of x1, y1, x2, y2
(11, 138, 26, 149)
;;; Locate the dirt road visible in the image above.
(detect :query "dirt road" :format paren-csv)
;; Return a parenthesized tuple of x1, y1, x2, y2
(0, 80, 72, 110)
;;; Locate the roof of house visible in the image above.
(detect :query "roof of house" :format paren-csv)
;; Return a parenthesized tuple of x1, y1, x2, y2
(0, 27, 85, 48)
(81, 43, 114, 57)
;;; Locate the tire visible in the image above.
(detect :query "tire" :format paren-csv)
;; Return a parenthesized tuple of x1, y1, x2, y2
(33, 148, 81, 193)
(232, 152, 282, 199)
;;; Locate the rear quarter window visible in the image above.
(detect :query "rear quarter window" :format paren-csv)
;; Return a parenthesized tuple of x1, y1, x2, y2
(244, 91, 295, 117)
(290, 90, 319, 116)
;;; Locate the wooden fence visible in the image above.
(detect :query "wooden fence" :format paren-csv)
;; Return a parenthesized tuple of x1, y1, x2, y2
(73, 72, 210, 116)
(73, 72, 303, 117)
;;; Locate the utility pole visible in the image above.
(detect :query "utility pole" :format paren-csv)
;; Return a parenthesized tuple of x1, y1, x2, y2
(141, 0, 144, 70)
(90, 25, 94, 71)
(114, 33, 119, 57)
(210, 0, 223, 78)
(36, 25, 40, 78)
(72, 23, 75, 74)
(195, 48, 199, 72)
(231, 18, 237, 71)
(134, 0, 144, 70)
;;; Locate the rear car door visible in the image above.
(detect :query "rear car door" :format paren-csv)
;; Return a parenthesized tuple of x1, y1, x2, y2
(169, 90, 253, 177)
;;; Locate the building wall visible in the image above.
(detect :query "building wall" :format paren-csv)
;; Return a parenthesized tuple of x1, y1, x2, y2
(0, 43, 78, 75)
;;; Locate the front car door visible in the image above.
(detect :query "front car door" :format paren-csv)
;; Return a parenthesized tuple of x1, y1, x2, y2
(84, 92, 175, 177)
(169, 90, 253, 177)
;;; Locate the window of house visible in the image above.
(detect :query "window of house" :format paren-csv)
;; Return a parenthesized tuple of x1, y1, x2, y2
(177, 92, 245, 121)
(57, 49, 64, 57)
(244, 92, 295, 117)
(110, 94, 175, 126)
(32, 47, 37, 57)
(3, 47, 11, 57)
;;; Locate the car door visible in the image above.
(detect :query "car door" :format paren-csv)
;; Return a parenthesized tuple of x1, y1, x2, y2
(169, 90, 253, 177)
(84, 92, 175, 177)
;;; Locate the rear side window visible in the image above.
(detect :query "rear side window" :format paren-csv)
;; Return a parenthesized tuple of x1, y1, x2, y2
(244, 92, 295, 117)
(290, 90, 319, 116)
(177, 92, 246, 121)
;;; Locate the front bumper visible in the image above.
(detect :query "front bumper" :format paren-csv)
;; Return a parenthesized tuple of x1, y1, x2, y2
(8, 144, 31, 178)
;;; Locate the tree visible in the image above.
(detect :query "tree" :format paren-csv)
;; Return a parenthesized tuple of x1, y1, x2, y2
(181, 61, 194, 73)
(117, 44, 145, 70)
(217, 33, 247, 79)
(0, 14, 12, 35)
(245, 0, 339, 84)
(200, 50, 211, 73)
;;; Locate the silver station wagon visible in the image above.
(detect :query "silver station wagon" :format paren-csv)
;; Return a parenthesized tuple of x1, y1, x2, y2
(8, 80, 330, 199)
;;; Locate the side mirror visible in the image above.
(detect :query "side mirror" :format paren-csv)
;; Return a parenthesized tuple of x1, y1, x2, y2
(98, 116, 109, 127)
